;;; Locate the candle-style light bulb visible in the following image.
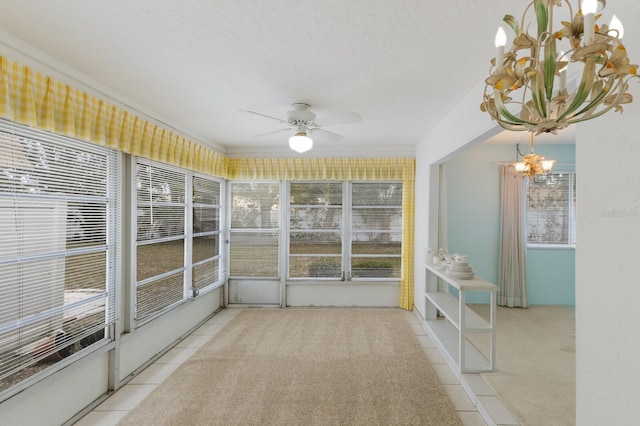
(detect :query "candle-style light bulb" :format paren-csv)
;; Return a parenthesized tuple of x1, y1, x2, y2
(558, 51, 567, 93)
(581, 0, 597, 45)
(495, 27, 507, 72)
(609, 15, 624, 39)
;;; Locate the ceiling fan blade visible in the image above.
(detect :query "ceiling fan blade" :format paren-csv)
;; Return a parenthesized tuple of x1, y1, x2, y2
(309, 127, 345, 141)
(314, 111, 362, 127)
(252, 127, 292, 137)
(239, 109, 289, 124)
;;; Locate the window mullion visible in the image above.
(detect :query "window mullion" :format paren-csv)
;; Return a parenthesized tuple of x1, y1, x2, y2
(344, 181, 352, 280)
(184, 175, 193, 299)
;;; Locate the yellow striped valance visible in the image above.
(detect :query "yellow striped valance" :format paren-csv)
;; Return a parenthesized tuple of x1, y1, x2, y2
(0, 55, 228, 178)
(229, 157, 415, 181)
(0, 55, 415, 185)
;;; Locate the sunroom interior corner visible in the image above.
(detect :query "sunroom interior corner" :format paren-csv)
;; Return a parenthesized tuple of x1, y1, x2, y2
(1, 20, 639, 425)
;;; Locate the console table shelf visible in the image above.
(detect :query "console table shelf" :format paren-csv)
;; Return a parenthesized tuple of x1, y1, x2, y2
(423, 263, 498, 373)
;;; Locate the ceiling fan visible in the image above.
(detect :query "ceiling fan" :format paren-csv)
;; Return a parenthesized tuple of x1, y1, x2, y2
(240, 103, 362, 153)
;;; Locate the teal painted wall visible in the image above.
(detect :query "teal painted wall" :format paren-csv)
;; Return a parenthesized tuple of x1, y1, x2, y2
(445, 142, 575, 305)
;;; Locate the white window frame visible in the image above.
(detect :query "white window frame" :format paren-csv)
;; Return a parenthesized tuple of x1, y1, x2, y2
(349, 181, 403, 280)
(288, 181, 345, 280)
(228, 181, 282, 279)
(131, 158, 224, 327)
(0, 120, 120, 396)
(286, 180, 403, 281)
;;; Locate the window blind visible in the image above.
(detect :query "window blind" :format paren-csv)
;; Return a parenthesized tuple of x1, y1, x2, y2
(135, 160, 187, 321)
(134, 159, 223, 323)
(289, 182, 343, 279)
(351, 182, 402, 279)
(192, 176, 222, 292)
(0, 119, 118, 389)
(526, 173, 576, 245)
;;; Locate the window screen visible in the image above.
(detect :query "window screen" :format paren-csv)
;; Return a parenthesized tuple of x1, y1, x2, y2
(0, 121, 119, 391)
(289, 182, 343, 279)
(351, 182, 402, 278)
(192, 176, 222, 291)
(135, 161, 186, 320)
(526, 172, 576, 245)
(230, 182, 280, 278)
(134, 159, 223, 323)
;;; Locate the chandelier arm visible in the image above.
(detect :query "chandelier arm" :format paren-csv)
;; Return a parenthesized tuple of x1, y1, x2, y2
(565, 79, 633, 125)
(531, 71, 548, 119)
(555, 55, 598, 121)
(567, 76, 620, 119)
(493, 90, 537, 127)
(516, 142, 528, 157)
(563, 73, 633, 124)
(563, 0, 574, 22)
(543, 3, 557, 103)
(519, 2, 535, 34)
(543, 37, 559, 106)
(563, 82, 614, 122)
(514, 70, 536, 121)
(496, 121, 530, 132)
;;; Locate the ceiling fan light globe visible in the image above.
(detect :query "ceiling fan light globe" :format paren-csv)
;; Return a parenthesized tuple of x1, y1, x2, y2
(289, 133, 313, 153)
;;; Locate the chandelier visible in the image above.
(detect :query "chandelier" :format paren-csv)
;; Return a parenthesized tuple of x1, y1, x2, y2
(513, 132, 555, 179)
(481, 0, 638, 134)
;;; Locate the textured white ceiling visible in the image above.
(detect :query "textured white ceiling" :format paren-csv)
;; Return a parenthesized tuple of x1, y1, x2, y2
(0, 0, 579, 156)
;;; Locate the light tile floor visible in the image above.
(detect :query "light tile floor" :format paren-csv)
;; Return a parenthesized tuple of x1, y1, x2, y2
(402, 310, 489, 426)
(75, 308, 504, 426)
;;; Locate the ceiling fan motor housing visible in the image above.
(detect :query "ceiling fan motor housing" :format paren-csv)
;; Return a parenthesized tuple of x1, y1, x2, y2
(288, 103, 316, 127)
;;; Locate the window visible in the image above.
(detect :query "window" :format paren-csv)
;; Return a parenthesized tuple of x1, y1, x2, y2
(192, 177, 223, 293)
(289, 181, 402, 280)
(229, 182, 280, 278)
(351, 182, 402, 278)
(228, 181, 403, 280)
(289, 182, 343, 279)
(134, 159, 223, 323)
(526, 172, 576, 246)
(0, 121, 119, 392)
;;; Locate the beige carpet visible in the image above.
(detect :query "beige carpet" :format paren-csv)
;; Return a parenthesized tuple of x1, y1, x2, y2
(471, 304, 576, 426)
(119, 308, 462, 426)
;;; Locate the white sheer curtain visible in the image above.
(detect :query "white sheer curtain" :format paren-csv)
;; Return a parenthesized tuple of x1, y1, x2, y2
(498, 166, 528, 308)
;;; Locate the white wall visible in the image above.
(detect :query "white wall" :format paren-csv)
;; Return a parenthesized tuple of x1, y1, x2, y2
(415, 12, 640, 419)
(414, 79, 499, 319)
(574, 4, 640, 423)
(287, 282, 399, 307)
(575, 88, 640, 423)
(1, 351, 109, 426)
(119, 288, 222, 380)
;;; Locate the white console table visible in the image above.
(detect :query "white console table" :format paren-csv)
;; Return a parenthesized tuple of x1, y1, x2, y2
(424, 263, 498, 373)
